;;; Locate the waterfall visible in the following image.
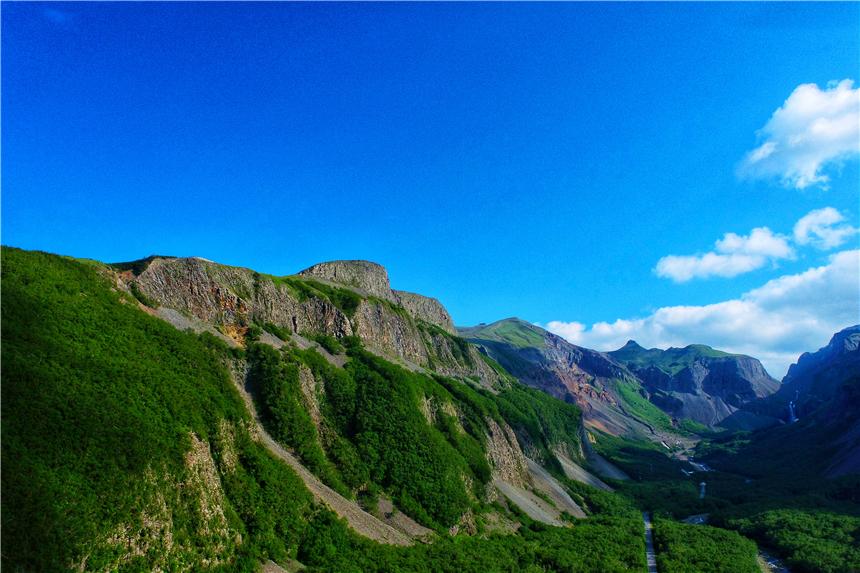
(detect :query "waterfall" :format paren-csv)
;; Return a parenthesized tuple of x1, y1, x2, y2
(788, 390, 799, 423)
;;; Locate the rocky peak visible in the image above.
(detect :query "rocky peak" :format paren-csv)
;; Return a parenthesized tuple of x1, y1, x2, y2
(788, 325, 860, 377)
(779, 325, 860, 407)
(299, 260, 395, 301)
(299, 260, 456, 334)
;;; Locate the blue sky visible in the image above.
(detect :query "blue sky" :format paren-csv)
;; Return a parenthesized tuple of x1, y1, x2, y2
(3, 3, 858, 375)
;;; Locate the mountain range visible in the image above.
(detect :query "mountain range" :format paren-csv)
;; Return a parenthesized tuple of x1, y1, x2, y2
(2, 248, 857, 573)
(462, 318, 781, 435)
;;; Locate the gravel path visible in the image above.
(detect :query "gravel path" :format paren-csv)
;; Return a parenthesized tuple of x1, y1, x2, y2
(643, 512, 658, 573)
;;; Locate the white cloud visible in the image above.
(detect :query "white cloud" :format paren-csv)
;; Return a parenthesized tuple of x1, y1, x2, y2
(655, 227, 793, 282)
(739, 79, 860, 189)
(793, 207, 859, 250)
(547, 249, 860, 378)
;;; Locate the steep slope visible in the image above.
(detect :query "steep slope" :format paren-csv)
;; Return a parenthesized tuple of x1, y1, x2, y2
(1, 248, 325, 570)
(461, 318, 673, 439)
(299, 260, 457, 334)
(700, 326, 860, 479)
(609, 341, 779, 429)
(4, 248, 652, 572)
(773, 325, 860, 418)
(124, 256, 500, 387)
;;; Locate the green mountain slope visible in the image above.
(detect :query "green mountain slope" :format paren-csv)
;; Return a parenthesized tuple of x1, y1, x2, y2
(609, 341, 733, 375)
(2, 248, 652, 572)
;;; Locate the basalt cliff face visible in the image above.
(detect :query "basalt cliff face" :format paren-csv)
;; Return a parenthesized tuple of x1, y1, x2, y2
(299, 260, 457, 334)
(609, 341, 779, 429)
(128, 257, 498, 388)
(701, 326, 860, 479)
(772, 326, 860, 477)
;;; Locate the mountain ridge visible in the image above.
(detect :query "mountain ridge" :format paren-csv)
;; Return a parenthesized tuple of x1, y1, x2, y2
(462, 317, 780, 432)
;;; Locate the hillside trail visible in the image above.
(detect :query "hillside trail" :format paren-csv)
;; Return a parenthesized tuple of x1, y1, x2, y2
(228, 361, 418, 546)
(643, 512, 658, 573)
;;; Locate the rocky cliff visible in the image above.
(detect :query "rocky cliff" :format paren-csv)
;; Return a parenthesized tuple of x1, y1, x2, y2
(770, 326, 860, 476)
(776, 325, 860, 416)
(125, 256, 498, 388)
(299, 260, 456, 334)
(701, 326, 860, 479)
(609, 341, 779, 429)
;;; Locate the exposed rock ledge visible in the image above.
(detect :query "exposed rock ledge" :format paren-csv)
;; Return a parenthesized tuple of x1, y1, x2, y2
(299, 260, 456, 334)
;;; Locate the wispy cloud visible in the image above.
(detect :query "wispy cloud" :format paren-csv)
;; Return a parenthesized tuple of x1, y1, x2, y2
(655, 207, 857, 282)
(738, 79, 860, 190)
(41, 7, 76, 29)
(547, 249, 860, 378)
(793, 207, 859, 250)
(655, 227, 793, 282)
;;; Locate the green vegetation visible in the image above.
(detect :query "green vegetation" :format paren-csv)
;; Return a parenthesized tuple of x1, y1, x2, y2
(462, 318, 546, 349)
(592, 420, 860, 573)
(653, 518, 759, 573)
(9, 247, 858, 573)
(263, 273, 362, 318)
(129, 281, 158, 308)
(610, 343, 734, 375)
(248, 343, 350, 495)
(678, 418, 716, 436)
(613, 377, 677, 433)
(109, 254, 173, 276)
(250, 335, 586, 530)
(294, 514, 647, 573)
(418, 320, 475, 367)
(1, 247, 315, 570)
(0, 247, 647, 572)
(307, 332, 344, 354)
(695, 412, 849, 479)
(730, 509, 860, 573)
(560, 479, 640, 519)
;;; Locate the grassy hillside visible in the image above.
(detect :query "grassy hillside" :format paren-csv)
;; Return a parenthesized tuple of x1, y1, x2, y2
(9, 247, 856, 573)
(459, 318, 546, 348)
(2, 247, 315, 570)
(610, 343, 734, 375)
(1, 248, 649, 572)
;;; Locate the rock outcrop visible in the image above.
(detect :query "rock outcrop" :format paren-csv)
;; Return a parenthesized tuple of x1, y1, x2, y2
(485, 417, 530, 488)
(125, 256, 497, 387)
(776, 325, 860, 415)
(300, 260, 396, 302)
(393, 290, 456, 334)
(299, 260, 456, 334)
(769, 326, 860, 477)
(609, 341, 779, 429)
(133, 257, 353, 339)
